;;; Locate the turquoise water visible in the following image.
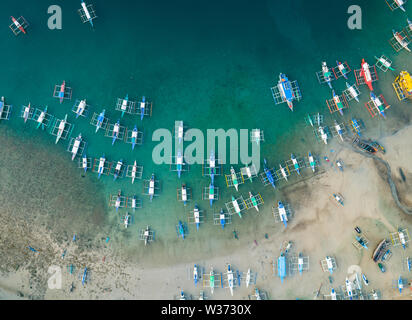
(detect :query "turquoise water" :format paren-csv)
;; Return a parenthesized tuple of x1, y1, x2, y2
(1, 0, 412, 264)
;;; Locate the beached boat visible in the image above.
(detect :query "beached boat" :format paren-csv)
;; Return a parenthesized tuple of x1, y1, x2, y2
(55, 114, 68, 144)
(11, 16, 26, 34)
(113, 159, 123, 181)
(277, 73, 295, 111)
(325, 256, 334, 274)
(148, 174, 155, 202)
(249, 192, 259, 212)
(278, 201, 288, 228)
(370, 92, 387, 118)
(95, 109, 105, 133)
(373, 239, 388, 262)
(71, 134, 82, 161)
(245, 268, 251, 288)
(227, 264, 234, 296)
(361, 59, 374, 91)
(23, 103, 32, 123)
(230, 166, 239, 191)
(176, 150, 183, 178)
(298, 253, 304, 275)
(393, 29, 411, 52)
(278, 253, 286, 283)
(407, 257, 411, 272)
(333, 193, 344, 206)
(330, 288, 337, 300)
(398, 276, 403, 293)
(345, 278, 353, 300)
(179, 290, 185, 300)
(263, 159, 276, 189)
(322, 62, 333, 89)
(291, 154, 300, 175)
(97, 154, 105, 179)
(75, 100, 87, 119)
(194, 204, 201, 231)
(332, 90, 344, 116)
(318, 126, 328, 144)
(336, 160, 343, 171)
(181, 184, 188, 206)
(193, 264, 198, 287)
(209, 268, 215, 294)
(279, 164, 288, 181)
(36, 106, 48, 129)
(82, 154, 88, 173)
(131, 125, 138, 150)
(219, 208, 225, 229)
(362, 273, 369, 286)
(334, 121, 344, 142)
(346, 82, 360, 102)
(336, 61, 349, 79)
(356, 235, 368, 249)
(140, 96, 146, 120)
(131, 160, 137, 184)
(112, 119, 120, 145)
(308, 152, 316, 172)
(255, 288, 262, 300)
(232, 196, 242, 218)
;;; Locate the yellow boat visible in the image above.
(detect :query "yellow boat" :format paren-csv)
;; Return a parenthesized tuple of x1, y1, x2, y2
(392, 70, 412, 101)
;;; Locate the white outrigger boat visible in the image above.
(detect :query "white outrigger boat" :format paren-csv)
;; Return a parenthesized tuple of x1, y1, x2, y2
(209, 267, 215, 295)
(131, 160, 138, 184)
(248, 192, 259, 212)
(209, 150, 216, 183)
(298, 253, 304, 275)
(143, 226, 151, 245)
(181, 184, 188, 206)
(71, 134, 82, 161)
(345, 82, 360, 102)
(36, 106, 47, 129)
(227, 264, 234, 296)
(120, 94, 128, 117)
(97, 154, 105, 179)
(325, 256, 334, 274)
(330, 288, 337, 300)
(176, 150, 183, 179)
(113, 160, 123, 181)
(177, 121, 184, 144)
(245, 268, 251, 288)
(308, 152, 316, 172)
(75, 99, 87, 118)
(193, 264, 199, 287)
(131, 126, 138, 150)
(115, 190, 121, 212)
(123, 213, 131, 228)
(55, 114, 68, 144)
(82, 154, 88, 173)
(318, 126, 328, 144)
(112, 120, 121, 146)
(393, 29, 411, 52)
(140, 96, 147, 120)
(230, 166, 239, 191)
(279, 164, 288, 181)
(345, 278, 353, 300)
(334, 120, 344, 142)
(148, 174, 155, 202)
(362, 273, 369, 286)
(291, 154, 300, 175)
(278, 201, 288, 228)
(322, 61, 333, 89)
(194, 204, 201, 231)
(23, 103, 32, 123)
(232, 196, 242, 218)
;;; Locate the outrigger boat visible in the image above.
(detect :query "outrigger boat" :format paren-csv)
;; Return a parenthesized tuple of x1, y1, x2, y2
(177, 121, 184, 144)
(120, 94, 128, 118)
(322, 62, 333, 89)
(130, 125, 139, 150)
(249, 192, 259, 212)
(334, 120, 344, 142)
(55, 114, 68, 144)
(194, 204, 201, 231)
(219, 208, 226, 229)
(330, 288, 337, 300)
(82, 154, 88, 173)
(148, 174, 155, 202)
(278, 201, 288, 228)
(279, 164, 288, 181)
(179, 290, 185, 300)
(263, 159, 276, 189)
(298, 253, 304, 275)
(209, 150, 216, 183)
(114, 191, 121, 211)
(308, 152, 316, 172)
(193, 265, 199, 287)
(232, 196, 242, 218)
(123, 213, 131, 228)
(318, 126, 328, 144)
(177, 220, 185, 239)
(71, 134, 82, 161)
(345, 278, 353, 300)
(23, 103, 32, 123)
(140, 96, 146, 120)
(336, 61, 349, 80)
(333, 193, 344, 206)
(394, 0, 406, 11)
(181, 184, 188, 206)
(360, 59, 374, 91)
(356, 235, 368, 249)
(245, 269, 251, 288)
(351, 118, 362, 136)
(95, 109, 105, 133)
(362, 273, 369, 286)
(36, 106, 48, 129)
(209, 268, 215, 295)
(176, 150, 183, 178)
(332, 90, 344, 116)
(407, 18, 412, 32)
(97, 154, 105, 179)
(227, 264, 234, 296)
(11, 16, 26, 34)
(131, 195, 138, 211)
(80, 0, 95, 27)
(407, 257, 412, 272)
(113, 159, 123, 181)
(345, 82, 360, 102)
(143, 226, 152, 245)
(393, 29, 411, 52)
(208, 184, 215, 207)
(58, 81, 66, 104)
(325, 256, 334, 274)
(75, 100, 87, 119)
(374, 56, 395, 72)
(370, 92, 387, 118)
(131, 160, 138, 184)
(398, 276, 404, 293)
(230, 166, 239, 191)
(291, 154, 300, 175)
(278, 73, 295, 111)
(112, 119, 121, 145)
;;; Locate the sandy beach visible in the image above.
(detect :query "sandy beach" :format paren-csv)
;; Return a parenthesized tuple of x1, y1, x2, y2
(1, 123, 412, 300)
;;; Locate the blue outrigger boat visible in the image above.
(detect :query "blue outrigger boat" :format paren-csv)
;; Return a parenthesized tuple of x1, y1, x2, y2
(193, 264, 198, 286)
(82, 267, 88, 286)
(177, 220, 185, 239)
(278, 253, 286, 283)
(220, 208, 225, 229)
(0, 97, 5, 119)
(176, 150, 183, 178)
(209, 150, 216, 184)
(278, 73, 295, 111)
(263, 158, 276, 189)
(140, 96, 146, 120)
(95, 109, 105, 133)
(131, 125, 138, 150)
